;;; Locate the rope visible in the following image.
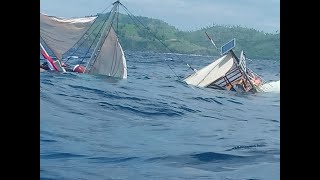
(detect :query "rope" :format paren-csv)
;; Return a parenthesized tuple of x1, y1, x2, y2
(63, 3, 114, 63)
(120, 3, 196, 81)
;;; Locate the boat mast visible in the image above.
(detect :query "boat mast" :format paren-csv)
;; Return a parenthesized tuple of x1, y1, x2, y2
(84, 1, 120, 73)
(40, 42, 59, 71)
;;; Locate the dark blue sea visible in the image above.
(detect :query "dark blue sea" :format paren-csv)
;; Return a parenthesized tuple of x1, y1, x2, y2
(40, 51, 280, 180)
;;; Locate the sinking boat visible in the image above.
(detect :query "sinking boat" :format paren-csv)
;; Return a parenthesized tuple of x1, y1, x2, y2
(184, 37, 267, 93)
(40, 0, 127, 79)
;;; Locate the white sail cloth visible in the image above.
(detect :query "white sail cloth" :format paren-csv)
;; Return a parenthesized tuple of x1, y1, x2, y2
(40, 13, 96, 59)
(40, 5, 127, 79)
(184, 53, 235, 87)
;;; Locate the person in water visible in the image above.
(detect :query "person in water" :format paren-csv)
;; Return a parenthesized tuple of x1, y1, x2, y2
(71, 64, 86, 73)
(40, 61, 86, 73)
(225, 75, 253, 92)
(40, 62, 50, 70)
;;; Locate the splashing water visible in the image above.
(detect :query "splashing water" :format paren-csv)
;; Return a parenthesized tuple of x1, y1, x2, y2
(261, 80, 280, 93)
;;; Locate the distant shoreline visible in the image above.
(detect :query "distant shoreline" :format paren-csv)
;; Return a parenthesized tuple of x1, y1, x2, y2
(41, 13, 280, 60)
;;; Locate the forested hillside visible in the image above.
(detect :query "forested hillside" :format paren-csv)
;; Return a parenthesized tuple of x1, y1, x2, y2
(89, 13, 280, 60)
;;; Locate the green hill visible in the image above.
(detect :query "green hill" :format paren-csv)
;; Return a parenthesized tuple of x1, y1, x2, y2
(92, 13, 280, 60)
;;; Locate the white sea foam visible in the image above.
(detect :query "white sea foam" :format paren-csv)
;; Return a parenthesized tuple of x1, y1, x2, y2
(262, 80, 280, 93)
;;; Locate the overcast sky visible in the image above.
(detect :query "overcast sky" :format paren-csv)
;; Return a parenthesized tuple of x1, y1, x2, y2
(40, 0, 280, 33)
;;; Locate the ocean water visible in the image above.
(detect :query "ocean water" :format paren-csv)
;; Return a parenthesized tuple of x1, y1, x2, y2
(40, 51, 280, 180)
